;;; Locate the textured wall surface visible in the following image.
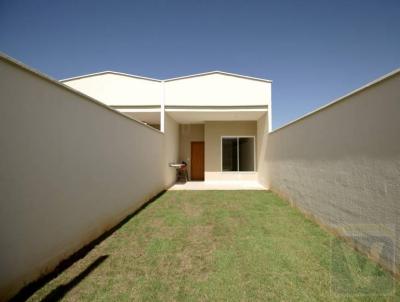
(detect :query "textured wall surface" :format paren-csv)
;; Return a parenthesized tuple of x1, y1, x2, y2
(262, 71, 400, 275)
(0, 56, 167, 300)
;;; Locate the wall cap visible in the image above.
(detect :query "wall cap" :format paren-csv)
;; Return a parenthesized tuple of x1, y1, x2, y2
(270, 67, 400, 134)
(0, 52, 163, 135)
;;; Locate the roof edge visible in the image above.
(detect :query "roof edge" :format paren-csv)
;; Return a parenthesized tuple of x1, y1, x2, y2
(61, 71, 162, 82)
(164, 70, 272, 83)
(61, 70, 272, 83)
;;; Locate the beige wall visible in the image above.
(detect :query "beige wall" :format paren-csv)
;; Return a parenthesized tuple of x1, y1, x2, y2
(0, 56, 168, 300)
(260, 71, 400, 275)
(204, 121, 257, 180)
(164, 114, 180, 186)
(179, 124, 205, 179)
(257, 113, 269, 173)
(64, 73, 162, 106)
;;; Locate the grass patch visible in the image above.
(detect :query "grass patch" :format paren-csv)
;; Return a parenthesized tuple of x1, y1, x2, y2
(27, 191, 399, 301)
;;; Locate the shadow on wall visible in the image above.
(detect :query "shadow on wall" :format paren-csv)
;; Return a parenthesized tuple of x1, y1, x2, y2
(9, 191, 166, 302)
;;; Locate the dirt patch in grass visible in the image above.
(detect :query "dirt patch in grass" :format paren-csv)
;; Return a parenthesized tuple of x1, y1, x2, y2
(182, 202, 203, 218)
(177, 225, 216, 282)
(147, 217, 178, 240)
(188, 225, 214, 243)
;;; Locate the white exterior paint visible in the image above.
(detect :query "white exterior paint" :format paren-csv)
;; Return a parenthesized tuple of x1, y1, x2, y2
(121, 110, 160, 125)
(166, 109, 266, 123)
(62, 71, 271, 109)
(62, 70, 270, 135)
(63, 70, 271, 136)
(64, 72, 163, 106)
(62, 70, 271, 181)
(165, 70, 272, 83)
(164, 73, 271, 107)
(160, 81, 165, 132)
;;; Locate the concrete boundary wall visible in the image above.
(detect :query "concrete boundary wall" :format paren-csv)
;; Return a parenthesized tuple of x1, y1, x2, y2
(260, 70, 400, 276)
(0, 55, 168, 300)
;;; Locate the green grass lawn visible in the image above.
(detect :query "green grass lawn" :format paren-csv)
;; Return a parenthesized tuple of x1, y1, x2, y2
(28, 191, 399, 301)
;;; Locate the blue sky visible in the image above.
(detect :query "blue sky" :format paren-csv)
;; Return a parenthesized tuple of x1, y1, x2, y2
(1, 0, 399, 129)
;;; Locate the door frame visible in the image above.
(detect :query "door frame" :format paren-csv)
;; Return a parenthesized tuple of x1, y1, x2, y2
(191, 141, 205, 181)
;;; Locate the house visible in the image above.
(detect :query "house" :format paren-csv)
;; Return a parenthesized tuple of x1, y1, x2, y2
(62, 71, 272, 182)
(1, 53, 399, 300)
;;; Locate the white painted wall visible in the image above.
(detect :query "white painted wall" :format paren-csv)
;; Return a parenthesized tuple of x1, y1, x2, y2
(164, 113, 180, 187)
(0, 56, 167, 300)
(63, 72, 271, 110)
(64, 73, 162, 106)
(165, 73, 270, 107)
(259, 70, 400, 275)
(256, 113, 269, 186)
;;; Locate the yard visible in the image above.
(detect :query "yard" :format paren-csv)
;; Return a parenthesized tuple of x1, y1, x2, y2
(26, 191, 399, 301)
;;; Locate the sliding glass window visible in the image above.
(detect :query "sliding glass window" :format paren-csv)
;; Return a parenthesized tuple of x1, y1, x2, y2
(222, 137, 255, 171)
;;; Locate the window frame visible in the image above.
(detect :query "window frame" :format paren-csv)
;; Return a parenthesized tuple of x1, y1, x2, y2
(220, 136, 256, 172)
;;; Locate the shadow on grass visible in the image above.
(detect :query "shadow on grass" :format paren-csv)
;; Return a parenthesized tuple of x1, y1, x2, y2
(40, 255, 108, 302)
(10, 190, 166, 302)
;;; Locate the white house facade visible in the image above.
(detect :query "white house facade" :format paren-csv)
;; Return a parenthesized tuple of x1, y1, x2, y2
(63, 71, 272, 181)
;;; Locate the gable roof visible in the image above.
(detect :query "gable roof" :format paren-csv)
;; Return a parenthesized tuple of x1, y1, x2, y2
(61, 70, 272, 83)
(61, 71, 162, 82)
(164, 71, 272, 83)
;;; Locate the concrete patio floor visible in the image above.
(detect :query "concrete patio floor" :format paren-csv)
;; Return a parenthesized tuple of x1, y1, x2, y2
(168, 180, 266, 190)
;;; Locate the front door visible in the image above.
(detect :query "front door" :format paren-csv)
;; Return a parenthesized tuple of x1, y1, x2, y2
(191, 142, 204, 180)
